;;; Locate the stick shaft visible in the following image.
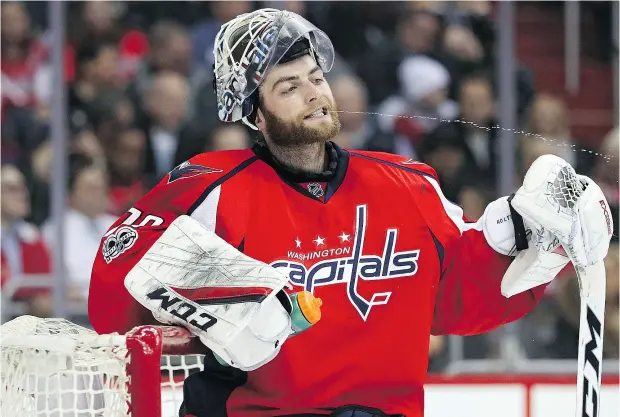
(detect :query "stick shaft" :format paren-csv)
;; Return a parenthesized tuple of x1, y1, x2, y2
(575, 261, 606, 417)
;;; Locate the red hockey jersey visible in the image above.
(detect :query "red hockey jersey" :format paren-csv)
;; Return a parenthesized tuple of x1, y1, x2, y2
(89, 142, 548, 417)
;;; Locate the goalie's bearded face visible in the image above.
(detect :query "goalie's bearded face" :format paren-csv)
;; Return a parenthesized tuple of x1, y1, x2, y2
(256, 55, 341, 147)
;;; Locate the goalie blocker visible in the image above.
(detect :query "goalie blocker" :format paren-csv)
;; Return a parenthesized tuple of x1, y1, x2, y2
(124, 215, 322, 371)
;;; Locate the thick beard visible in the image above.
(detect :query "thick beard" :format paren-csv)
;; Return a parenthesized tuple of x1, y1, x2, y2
(261, 101, 341, 147)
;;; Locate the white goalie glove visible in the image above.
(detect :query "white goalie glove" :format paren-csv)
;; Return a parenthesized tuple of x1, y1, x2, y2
(511, 154, 613, 268)
(124, 215, 295, 371)
(501, 154, 614, 297)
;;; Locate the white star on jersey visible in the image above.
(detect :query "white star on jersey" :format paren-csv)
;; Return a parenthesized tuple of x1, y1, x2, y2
(339, 232, 351, 242)
(313, 236, 326, 246)
(295, 238, 302, 248)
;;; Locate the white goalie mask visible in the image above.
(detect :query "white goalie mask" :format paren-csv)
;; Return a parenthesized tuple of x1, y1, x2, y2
(213, 8, 335, 129)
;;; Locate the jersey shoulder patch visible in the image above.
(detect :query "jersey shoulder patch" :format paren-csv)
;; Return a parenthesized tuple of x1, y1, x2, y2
(167, 149, 257, 185)
(168, 161, 223, 183)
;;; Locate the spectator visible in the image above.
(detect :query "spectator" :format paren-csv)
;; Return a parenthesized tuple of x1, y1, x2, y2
(91, 91, 137, 141)
(417, 75, 495, 211)
(139, 71, 190, 181)
(441, 2, 535, 116)
(68, 42, 122, 132)
(128, 21, 215, 128)
(377, 56, 458, 160)
(399, 74, 497, 182)
(441, 25, 486, 98)
(68, 2, 148, 83)
(330, 75, 386, 150)
(451, 1, 497, 65)
(357, 8, 443, 105)
(26, 137, 53, 226)
(145, 20, 192, 77)
(442, 25, 484, 63)
(454, 74, 497, 180)
(522, 94, 596, 175)
(1, 3, 50, 170)
(419, 123, 483, 204)
(26, 128, 106, 226)
(0, 164, 52, 318)
(42, 155, 117, 302)
(70, 2, 124, 51)
(592, 127, 619, 238)
(1, 2, 51, 117)
(398, 8, 443, 58)
(1, 104, 49, 170)
(72, 128, 106, 166)
(106, 127, 148, 216)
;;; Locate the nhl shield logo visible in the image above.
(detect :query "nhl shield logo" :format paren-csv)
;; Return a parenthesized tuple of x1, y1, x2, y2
(307, 183, 324, 198)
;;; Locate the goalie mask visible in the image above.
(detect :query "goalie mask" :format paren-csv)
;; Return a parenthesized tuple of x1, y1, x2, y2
(213, 8, 335, 129)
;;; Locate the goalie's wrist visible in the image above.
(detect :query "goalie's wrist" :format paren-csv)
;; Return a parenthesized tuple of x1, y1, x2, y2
(482, 196, 525, 256)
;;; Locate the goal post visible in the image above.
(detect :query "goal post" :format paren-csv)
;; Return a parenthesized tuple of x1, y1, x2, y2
(0, 315, 205, 417)
(126, 326, 164, 417)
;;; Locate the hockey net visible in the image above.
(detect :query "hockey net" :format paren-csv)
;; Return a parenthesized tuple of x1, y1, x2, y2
(0, 315, 205, 417)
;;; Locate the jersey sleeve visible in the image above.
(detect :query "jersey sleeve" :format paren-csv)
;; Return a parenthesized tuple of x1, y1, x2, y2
(418, 169, 549, 336)
(88, 153, 254, 335)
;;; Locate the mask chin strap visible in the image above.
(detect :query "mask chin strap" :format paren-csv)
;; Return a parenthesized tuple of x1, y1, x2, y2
(242, 117, 259, 130)
(240, 90, 260, 130)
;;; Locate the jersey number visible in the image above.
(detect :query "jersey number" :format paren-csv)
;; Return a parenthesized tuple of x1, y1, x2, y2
(104, 208, 165, 238)
(122, 207, 165, 228)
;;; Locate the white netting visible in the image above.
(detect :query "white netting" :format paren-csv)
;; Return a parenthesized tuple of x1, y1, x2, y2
(1, 316, 131, 417)
(551, 164, 585, 210)
(0, 316, 205, 417)
(160, 355, 203, 417)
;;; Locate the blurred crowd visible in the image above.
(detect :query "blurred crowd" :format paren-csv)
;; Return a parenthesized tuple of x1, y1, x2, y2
(1, 1, 618, 372)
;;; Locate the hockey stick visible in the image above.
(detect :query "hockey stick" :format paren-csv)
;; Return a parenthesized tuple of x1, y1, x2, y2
(505, 155, 611, 417)
(574, 261, 606, 417)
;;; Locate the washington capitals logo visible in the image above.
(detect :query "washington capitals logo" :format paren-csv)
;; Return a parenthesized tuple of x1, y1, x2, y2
(167, 161, 223, 184)
(271, 205, 421, 321)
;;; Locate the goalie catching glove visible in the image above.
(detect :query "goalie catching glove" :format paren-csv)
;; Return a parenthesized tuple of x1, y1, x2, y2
(124, 215, 322, 371)
(510, 154, 614, 269)
(484, 154, 613, 298)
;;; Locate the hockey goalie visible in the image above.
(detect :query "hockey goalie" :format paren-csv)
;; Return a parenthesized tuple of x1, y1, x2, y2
(88, 8, 614, 417)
